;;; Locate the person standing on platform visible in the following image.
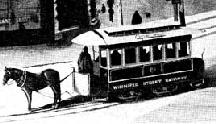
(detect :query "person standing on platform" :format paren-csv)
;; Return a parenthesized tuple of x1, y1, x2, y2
(78, 46, 93, 74)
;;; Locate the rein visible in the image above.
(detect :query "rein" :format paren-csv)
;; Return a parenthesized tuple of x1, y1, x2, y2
(59, 71, 74, 83)
(18, 70, 73, 88)
(36, 71, 74, 98)
(9, 70, 73, 87)
(36, 91, 73, 99)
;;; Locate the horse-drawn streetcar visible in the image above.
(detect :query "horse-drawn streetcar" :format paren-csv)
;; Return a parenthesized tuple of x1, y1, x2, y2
(72, 24, 205, 101)
(2, 23, 206, 111)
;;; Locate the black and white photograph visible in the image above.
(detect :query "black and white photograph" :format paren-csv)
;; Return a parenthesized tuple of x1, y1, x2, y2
(0, 0, 216, 123)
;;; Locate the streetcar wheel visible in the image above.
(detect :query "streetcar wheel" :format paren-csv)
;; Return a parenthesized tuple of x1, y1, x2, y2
(189, 79, 205, 89)
(152, 84, 178, 97)
(117, 91, 141, 102)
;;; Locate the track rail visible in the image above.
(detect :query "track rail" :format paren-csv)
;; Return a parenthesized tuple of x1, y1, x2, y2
(0, 99, 119, 123)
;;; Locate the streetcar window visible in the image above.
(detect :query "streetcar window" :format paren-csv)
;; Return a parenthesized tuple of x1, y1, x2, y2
(100, 50, 107, 67)
(125, 47, 136, 64)
(111, 49, 122, 66)
(178, 42, 190, 57)
(165, 43, 176, 58)
(139, 46, 150, 62)
(153, 44, 162, 60)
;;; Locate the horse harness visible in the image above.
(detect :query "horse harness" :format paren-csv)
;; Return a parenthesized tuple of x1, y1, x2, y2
(16, 71, 48, 90)
(16, 69, 73, 89)
(17, 71, 27, 89)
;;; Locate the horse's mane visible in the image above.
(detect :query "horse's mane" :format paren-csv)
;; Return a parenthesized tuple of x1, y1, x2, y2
(6, 67, 58, 78)
(6, 67, 23, 72)
(6, 67, 41, 76)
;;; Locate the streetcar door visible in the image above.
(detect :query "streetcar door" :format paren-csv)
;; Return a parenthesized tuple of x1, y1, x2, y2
(91, 46, 100, 76)
(99, 48, 109, 81)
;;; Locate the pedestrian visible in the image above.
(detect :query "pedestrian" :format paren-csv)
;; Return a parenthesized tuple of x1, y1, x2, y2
(101, 4, 106, 13)
(131, 10, 142, 25)
(78, 46, 93, 74)
(108, 8, 114, 22)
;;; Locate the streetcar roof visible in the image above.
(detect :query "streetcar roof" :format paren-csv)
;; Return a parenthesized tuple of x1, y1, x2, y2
(72, 24, 192, 47)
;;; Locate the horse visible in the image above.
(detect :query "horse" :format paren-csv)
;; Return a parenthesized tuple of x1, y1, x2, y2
(2, 67, 61, 111)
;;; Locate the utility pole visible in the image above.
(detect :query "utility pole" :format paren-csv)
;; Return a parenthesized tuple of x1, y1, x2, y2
(169, 0, 186, 26)
(173, 2, 178, 21)
(120, 0, 123, 25)
(179, 0, 186, 26)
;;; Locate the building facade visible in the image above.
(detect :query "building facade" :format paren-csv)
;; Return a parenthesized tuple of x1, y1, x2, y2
(0, 0, 53, 46)
(0, 0, 213, 46)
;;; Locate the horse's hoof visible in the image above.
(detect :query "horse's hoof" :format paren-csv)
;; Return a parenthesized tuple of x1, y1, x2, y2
(28, 109, 32, 112)
(52, 104, 59, 109)
(29, 108, 38, 112)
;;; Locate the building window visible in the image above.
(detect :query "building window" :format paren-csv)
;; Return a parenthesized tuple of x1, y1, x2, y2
(125, 47, 136, 64)
(139, 46, 150, 62)
(153, 44, 163, 61)
(111, 49, 122, 66)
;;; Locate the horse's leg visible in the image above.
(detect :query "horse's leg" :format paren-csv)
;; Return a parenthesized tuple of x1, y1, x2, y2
(53, 84, 61, 108)
(50, 85, 59, 108)
(44, 70, 61, 108)
(23, 88, 32, 111)
(56, 84, 61, 102)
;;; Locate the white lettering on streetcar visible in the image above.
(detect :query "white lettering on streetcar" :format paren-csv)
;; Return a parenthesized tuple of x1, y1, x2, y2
(135, 33, 165, 39)
(143, 79, 162, 86)
(112, 76, 187, 90)
(113, 83, 139, 90)
(165, 76, 187, 83)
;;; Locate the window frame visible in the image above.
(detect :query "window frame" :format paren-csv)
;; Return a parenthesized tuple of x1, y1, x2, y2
(124, 47, 138, 65)
(177, 41, 191, 58)
(102, 40, 191, 70)
(110, 48, 123, 68)
(99, 49, 109, 68)
(138, 45, 151, 63)
(153, 44, 164, 61)
(165, 42, 177, 59)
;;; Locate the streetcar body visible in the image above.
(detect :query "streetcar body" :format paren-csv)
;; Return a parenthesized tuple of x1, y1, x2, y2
(72, 24, 205, 100)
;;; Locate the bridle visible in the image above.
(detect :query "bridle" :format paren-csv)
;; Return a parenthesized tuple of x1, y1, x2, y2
(5, 69, 27, 88)
(3, 70, 13, 86)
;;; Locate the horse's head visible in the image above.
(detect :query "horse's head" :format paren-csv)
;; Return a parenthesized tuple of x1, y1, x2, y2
(3, 67, 11, 85)
(3, 67, 22, 86)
